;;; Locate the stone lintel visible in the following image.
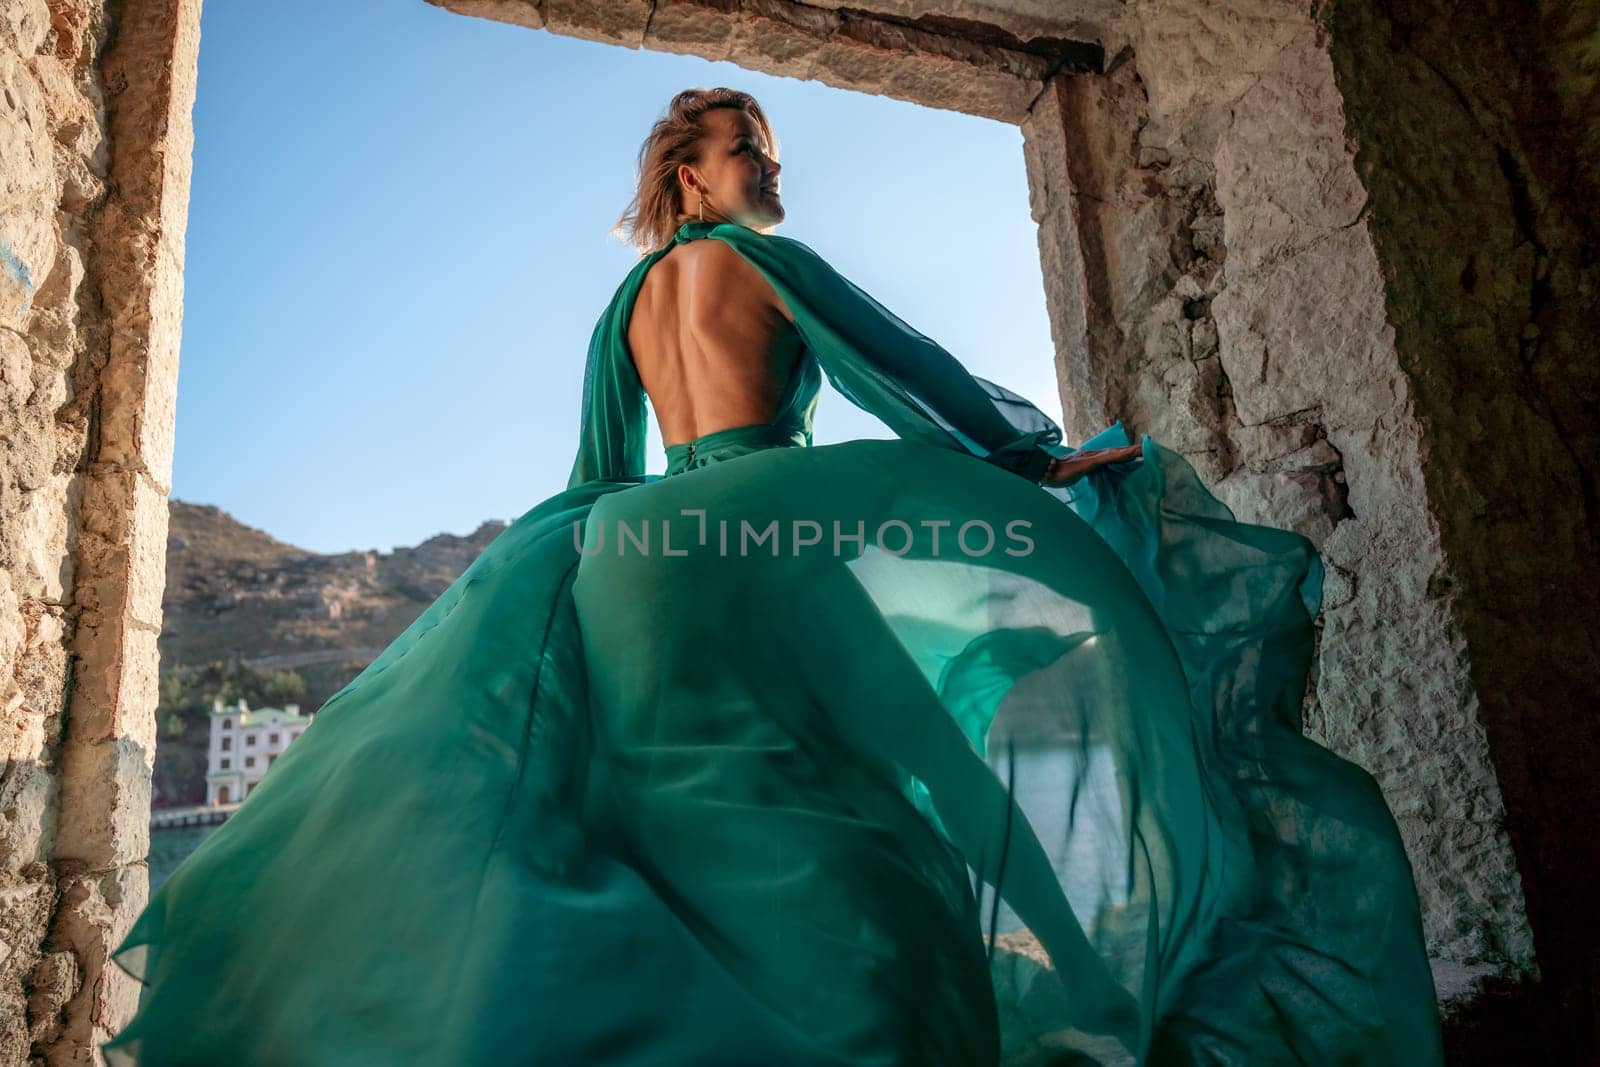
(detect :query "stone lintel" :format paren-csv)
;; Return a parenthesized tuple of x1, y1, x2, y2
(434, 0, 1107, 124)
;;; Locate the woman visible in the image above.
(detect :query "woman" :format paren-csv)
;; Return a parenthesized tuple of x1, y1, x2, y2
(104, 88, 1442, 1065)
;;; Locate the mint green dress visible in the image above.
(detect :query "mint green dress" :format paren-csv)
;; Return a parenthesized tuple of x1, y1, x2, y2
(104, 220, 1442, 1065)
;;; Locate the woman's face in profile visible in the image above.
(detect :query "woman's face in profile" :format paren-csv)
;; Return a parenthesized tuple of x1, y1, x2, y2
(682, 106, 783, 231)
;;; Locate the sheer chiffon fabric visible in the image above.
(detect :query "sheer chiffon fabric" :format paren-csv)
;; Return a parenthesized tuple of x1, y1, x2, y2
(103, 221, 1440, 1065)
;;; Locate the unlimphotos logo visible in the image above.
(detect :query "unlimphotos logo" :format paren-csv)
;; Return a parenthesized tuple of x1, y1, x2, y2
(574, 509, 1035, 558)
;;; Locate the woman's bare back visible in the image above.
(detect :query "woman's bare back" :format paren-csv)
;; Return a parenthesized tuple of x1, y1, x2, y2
(628, 238, 805, 446)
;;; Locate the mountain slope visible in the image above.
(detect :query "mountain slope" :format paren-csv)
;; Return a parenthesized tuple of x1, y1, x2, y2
(161, 500, 507, 709)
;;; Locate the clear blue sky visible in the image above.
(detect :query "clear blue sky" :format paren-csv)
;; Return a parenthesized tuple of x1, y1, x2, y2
(176, 0, 1063, 553)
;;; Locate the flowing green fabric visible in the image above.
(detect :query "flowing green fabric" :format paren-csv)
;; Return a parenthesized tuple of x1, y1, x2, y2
(104, 220, 1441, 1065)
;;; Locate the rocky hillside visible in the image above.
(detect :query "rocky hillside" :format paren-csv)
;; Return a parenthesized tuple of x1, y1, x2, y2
(161, 500, 508, 711)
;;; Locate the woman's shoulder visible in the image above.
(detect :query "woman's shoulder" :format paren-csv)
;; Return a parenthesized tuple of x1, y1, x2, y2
(706, 226, 836, 283)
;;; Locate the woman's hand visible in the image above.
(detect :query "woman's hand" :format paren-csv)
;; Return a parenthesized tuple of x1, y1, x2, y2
(1041, 444, 1144, 488)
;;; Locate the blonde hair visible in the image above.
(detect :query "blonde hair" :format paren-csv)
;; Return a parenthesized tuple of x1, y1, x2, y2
(612, 88, 779, 256)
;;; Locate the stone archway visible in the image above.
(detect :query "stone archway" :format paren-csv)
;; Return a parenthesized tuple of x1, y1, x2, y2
(5, 0, 1595, 1061)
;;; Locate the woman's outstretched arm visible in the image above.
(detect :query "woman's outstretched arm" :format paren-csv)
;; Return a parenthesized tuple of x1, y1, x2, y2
(707, 228, 1069, 483)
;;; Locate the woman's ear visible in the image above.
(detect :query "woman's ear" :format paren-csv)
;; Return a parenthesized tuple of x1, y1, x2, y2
(676, 162, 700, 198)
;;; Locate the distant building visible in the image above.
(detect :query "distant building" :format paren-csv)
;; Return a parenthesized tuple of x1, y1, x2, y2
(205, 697, 312, 805)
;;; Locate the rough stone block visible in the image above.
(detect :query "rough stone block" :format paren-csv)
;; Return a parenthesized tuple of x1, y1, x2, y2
(52, 622, 158, 868)
(646, 1, 738, 61)
(16, 479, 72, 602)
(544, 0, 650, 48)
(0, 51, 55, 332)
(0, 0, 49, 55)
(426, 0, 544, 31)
(33, 865, 148, 1057)
(26, 52, 96, 159)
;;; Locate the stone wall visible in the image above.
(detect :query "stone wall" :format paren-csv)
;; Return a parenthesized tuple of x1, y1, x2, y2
(1012, 0, 1598, 1051)
(0, 0, 198, 1061)
(1020, 0, 1537, 986)
(2, 1, 109, 1055)
(1322, 0, 1599, 1053)
(1018, 0, 1599, 1052)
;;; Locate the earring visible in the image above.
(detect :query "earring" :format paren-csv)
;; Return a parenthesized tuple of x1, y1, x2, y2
(698, 195, 704, 222)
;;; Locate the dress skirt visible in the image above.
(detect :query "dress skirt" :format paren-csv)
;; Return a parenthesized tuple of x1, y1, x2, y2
(102, 421, 1441, 1066)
